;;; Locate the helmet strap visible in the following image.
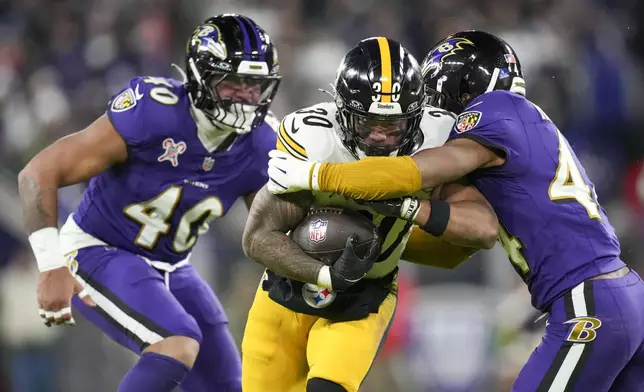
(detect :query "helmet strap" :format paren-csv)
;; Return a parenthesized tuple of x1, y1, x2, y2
(188, 58, 208, 109)
(485, 67, 501, 93)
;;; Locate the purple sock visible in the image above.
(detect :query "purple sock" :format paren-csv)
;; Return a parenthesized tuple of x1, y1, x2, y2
(117, 352, 190, 392)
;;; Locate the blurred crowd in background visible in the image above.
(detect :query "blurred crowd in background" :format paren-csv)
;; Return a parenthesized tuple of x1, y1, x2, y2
(0, 0, 643, 391)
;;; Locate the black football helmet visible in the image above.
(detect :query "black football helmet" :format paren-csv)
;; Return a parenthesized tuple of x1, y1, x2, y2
(335, 37, 425, 158)
(185, 14, 280, 133)
(421, 30, 525, 115)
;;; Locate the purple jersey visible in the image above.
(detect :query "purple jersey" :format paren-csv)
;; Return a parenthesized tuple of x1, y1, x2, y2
(449, 91, 624, 311)
(73, 76, 276, 263)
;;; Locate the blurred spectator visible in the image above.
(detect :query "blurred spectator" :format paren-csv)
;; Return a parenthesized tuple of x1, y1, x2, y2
(0, 247, 63, 392)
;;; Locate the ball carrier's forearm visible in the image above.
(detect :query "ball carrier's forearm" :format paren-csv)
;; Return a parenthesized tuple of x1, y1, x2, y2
(245, 228, 325, 285)
(242, 187, 381, 291)
(242, 187, 327, 286)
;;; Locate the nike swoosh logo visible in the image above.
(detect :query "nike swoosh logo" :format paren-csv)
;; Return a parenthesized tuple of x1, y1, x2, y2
(134, 85, 144, 100)
(291, 117, 299, 134)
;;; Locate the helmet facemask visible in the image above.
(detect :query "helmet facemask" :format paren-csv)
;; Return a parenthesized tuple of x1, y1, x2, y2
(337, 100, 423, 158)
(188, 57, 280, 134)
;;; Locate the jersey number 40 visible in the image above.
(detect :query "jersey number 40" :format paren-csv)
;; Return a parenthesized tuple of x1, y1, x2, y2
(123, 186, 223, 253)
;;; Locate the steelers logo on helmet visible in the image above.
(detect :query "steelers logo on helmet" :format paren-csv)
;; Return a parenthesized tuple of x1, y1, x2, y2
(302, 283, 337, 309)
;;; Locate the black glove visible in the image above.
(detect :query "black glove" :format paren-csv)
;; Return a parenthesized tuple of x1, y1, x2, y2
(329, 229, 381, 291)
(360, 197, 421, 222)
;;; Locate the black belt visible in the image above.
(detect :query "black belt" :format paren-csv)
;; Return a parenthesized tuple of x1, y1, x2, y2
(262, 268, 398, 322)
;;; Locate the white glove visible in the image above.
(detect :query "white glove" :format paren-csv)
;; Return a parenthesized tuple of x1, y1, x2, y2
(267, 150, 320, 194)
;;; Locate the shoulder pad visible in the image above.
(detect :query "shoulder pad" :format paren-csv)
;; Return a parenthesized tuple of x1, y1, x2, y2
(416, 106, 456, 151)
(107, 76, 189, 148)
(462, 91, 516, 122)
(276, 102, 338, 161)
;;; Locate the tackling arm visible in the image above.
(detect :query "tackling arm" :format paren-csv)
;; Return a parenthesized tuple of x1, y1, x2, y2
(430, 180, 499, 249)
(242, 186, 325, 284)
(372, 181, 499, 267)
(316, 138, 503, 200)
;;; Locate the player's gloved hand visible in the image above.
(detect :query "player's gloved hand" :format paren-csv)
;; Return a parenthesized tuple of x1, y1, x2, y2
(267, 150, 320, 194)
(360, 197, 421, 222)
(38, 266, 96, 327)
(327, 229, 381, 291)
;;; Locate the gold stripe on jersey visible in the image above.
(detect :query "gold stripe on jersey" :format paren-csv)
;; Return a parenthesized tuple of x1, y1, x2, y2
(277, 120, 307, 160)
(376, 37, 392, 103)
(318, 156, 422, 200)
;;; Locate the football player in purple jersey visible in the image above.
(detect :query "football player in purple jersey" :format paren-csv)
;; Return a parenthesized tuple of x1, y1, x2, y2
(19, 14, 282, 392)
(267, 31, 644, 391)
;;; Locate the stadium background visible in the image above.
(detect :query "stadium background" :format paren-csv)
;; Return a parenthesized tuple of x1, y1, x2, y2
(0, 0, 643, 391)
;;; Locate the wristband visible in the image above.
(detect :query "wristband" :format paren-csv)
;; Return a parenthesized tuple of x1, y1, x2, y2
(28, 227, 67, 272)
(420, 199, 450, 237)
(316, 265, 333, 290)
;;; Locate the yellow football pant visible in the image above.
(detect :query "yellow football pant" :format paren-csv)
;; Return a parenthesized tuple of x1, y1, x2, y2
(241, 284, 397, 392)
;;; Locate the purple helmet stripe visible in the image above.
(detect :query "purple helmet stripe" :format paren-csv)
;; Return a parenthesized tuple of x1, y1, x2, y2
(241, 16, 265, 61)
(233, 15, 252, 60)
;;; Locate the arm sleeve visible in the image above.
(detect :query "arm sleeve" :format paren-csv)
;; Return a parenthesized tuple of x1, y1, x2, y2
(317, 155, 423, 200)
(401, 226, 475, 269)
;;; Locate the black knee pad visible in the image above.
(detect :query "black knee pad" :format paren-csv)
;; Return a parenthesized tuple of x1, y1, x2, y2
(307, 377, 348, 392)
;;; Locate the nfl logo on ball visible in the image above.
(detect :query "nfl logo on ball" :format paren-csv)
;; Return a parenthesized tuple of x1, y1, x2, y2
(308, 219, 328, 243)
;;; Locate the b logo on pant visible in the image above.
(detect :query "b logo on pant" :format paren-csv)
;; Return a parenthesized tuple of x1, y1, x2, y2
(564, 316, 602, 343)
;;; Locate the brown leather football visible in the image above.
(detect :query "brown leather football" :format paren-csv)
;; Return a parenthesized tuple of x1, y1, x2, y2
(290, 207, 377, 265)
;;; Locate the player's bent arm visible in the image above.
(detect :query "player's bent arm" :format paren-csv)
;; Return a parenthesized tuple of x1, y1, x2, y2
(18, 112, 128, 271)
(316, 138, 503, 200)
(365, 181, 499, 249)
(433, 181, 499, 249)
(18, 114, 128, 234)
(402, 227, 476, 269)
(242, 186, 326, 284)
